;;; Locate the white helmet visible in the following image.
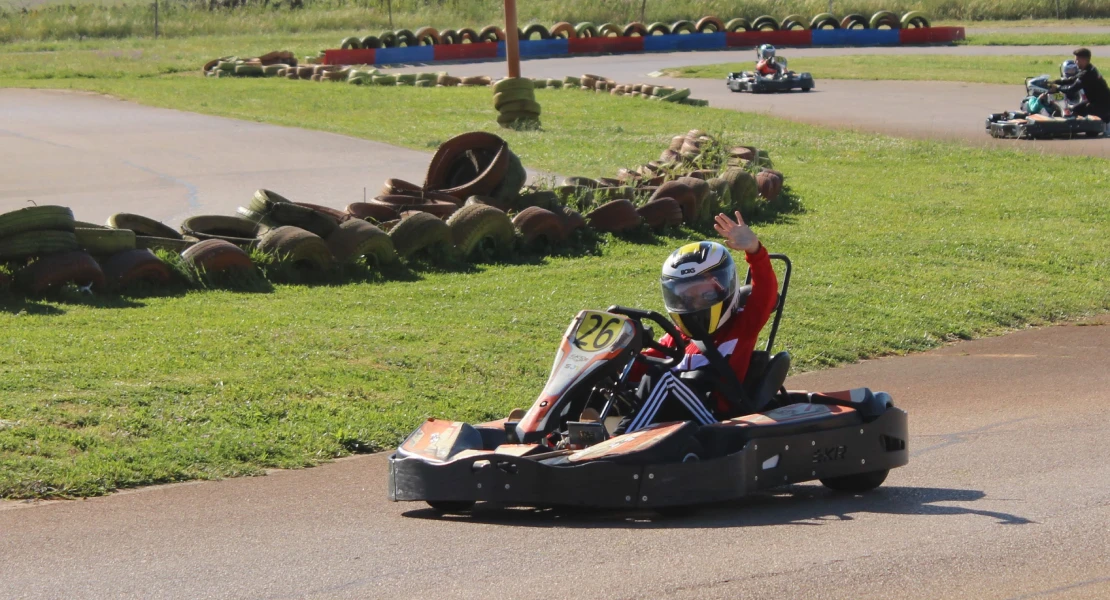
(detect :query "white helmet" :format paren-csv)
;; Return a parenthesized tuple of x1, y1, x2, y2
(1062, 59, 1079, 78)
(661, 242, 741, 339)
(758, 44, 776, 60)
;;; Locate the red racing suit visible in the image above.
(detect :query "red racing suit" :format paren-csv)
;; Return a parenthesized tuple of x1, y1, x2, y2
(637, 245, 779, 416)
(756, 59, 782, 77)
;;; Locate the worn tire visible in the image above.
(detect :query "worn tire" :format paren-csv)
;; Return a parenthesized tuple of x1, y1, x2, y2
(326, 219, 396, 265)
(370, 195, 457, 219)
(752, 15, 779, 31)
(622, 22, 648, 37)
(18, 250, 105, 294)
(340, 36, 361, 49)
(574, 22, 598, 37)
(810, 12, 840, 29)
(136, 235, 195, 253)
(870, 11, 901, 29)
(106, 213, 181, 239)
(0, 205, 75, 237)
(181, 239, 254, 274)
(346, 201, 400, 223)
(841, 13, 870, 29)
(646, 22, 671, 35)
(394, 28, 418, 47)
(257, 226, 334, 271)
(720, 168, 760, 215)
(76, 227, 136, 255)
(780, 14, 806, 30)
(821, 469, 889, 492)
(725, 18, 751, 32)
(598, 23, 622, 37)
(521, 23, 550, 40)
(424, 131, 510, 201)
(414, 26, 440, 45)
(549, 22, 576, 39)
(637, 197, 684, 230)
(478, 25, 505, 42)
(361, 35, 382, 48)
(671, 20, 696, 34)
(456, 28, 479, 43)
(438, 29, 459, 45)
(650, 181, 698, 223)
(695, 16, 724, 33)
(513, 206, 566, 246)
(586, 199, 641, 233)
(389, 211, 453, 259)
(292, 202, 350, 225)
(180, 215, 261, 249)
(101, 248, 171, 291)
(756, 170, 784, 202)
(557, 206, 586, 236)
(901, 11, 930, 28)
(0, 229, 79, 259)
(446, 203, 515, 259)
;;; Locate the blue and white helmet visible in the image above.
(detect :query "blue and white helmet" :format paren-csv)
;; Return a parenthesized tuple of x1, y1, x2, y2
(1062, 60, 1079, 78)
(758, 44, 776, 60)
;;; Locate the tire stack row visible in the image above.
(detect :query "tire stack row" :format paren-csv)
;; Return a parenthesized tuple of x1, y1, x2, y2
(330, 12, 930, 50)
(491, 77, 541, 129)
(561, 74, 706, 106)
(554, 130, 787, 233)
(202, 51, 297, 78)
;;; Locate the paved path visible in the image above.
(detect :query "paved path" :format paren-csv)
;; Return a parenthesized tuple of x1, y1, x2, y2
(2, 316, 1107, 599)
(0, 89, 434, 226)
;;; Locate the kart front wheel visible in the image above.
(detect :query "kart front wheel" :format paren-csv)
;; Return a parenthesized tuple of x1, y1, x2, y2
(426, 500, 476, 513)
(820, 469, 889, 492)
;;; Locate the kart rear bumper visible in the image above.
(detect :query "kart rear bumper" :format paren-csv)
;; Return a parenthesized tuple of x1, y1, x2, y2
(388, 407, 908, 509)
(727, 72, 814, 93)
(986, 112, 1104, 139)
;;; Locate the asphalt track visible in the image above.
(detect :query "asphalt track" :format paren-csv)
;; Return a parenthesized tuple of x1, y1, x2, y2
(2, 316, 1107, 599)
(1, 44, 1109, 599)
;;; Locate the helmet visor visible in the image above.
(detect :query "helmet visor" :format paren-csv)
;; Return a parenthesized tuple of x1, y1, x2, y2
(661, 263, 737, 315)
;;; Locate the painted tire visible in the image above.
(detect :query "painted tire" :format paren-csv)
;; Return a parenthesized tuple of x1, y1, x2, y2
(438, 29, 459, 45)
(751, 16, 779, 31)
(636, 197, 684, 230)
(810, 13, 840, 29)
(646, 22, 671, 35)
(521, 23, 550, 40)
(901, 11, 931, 28)
(870, 11, 901, 29)
(326, 218, 396, 265)
(256, 225, 334, 272)
(340, 36, 361, 49)
(388, 211, 453, 259)
(446, 203, 515, 259)
(586, 199, 641, 233)
(181, 239, 254, 275)
(101, 248, 171, 291)
(671, 20, 696, 34)
(513, 206, 566, 246)
(179, 215, 262, 249)
(378, 31, 397, 47)
(414, 26, 440, 45)
(106, 213, 181, 239)
(478, 25, 505, 42)
(549, 22, 576, 39)
(622, 22, 648, 37)
(0, 205, 74, 237)
(345, 202, 400, 223)
(18, 250, 105, 294)
(780, 14, 806, 30)
(360, 35, 381, 48)
(725, 18, 751, 32)
(695, 16, 725, 33)
(456, 28, 479, 43)
(75, 227, 136, 255)
(840, 14, 869, 29)
(424, 131, 511, 201)
(649, 181, 698, 223)
(598, 23, 622, 37)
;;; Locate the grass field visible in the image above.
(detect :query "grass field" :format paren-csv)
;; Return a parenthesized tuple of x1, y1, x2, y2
(1, 65, 1108, 498)
(666, 54, 1085, 85)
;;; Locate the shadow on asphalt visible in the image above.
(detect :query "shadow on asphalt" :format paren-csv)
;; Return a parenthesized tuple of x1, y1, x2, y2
(402, 485, 1033, 529)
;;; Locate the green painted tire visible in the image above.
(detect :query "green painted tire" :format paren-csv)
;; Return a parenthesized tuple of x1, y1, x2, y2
(671, 20, 696, 34)
(0, 205, 74, 237)
(575, 22, 599, 37)
(446, 203, 515, 260)
(389, 211, 453, 259)
(870, 11, 901, 29)
(810, 13, 840, 29)
(779, 14, 806, 30)
(75, 227, 136, 255)
(340, 36, 361, 49)
(901, 11, 931, 28)
(751, 15, 779, 31)
(725, 18, 751, 32)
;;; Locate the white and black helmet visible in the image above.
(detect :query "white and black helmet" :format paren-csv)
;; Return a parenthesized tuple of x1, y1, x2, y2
(758, 44, 776, 60)
(661, 241, 742, 339)
(1062, 59, 1079, 78)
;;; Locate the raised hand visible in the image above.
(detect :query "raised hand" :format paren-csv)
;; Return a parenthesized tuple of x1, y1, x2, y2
(713, 211, 761, 254)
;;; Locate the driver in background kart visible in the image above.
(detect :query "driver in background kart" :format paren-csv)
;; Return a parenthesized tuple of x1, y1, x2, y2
(756, 44, 784, 77)
(618, 212, 778, 433)
(1050, 48, 1110, 126)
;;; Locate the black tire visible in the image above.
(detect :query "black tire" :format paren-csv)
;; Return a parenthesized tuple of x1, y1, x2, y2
(180, 215, 262, 249)
(446, 203, 515, 259)
(393, 28, 417, 47)
(256, 226, 334, 272)
(388, 212, 452, 258)
(426, 500, 475, 513)
(521, 23, 549, 40)
(821, 469, 890, 492)
(107, 213, 181, 239)
(0, 205, 75, 237)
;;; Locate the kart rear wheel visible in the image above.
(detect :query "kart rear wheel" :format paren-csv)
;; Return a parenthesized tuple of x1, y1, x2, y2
(820, 469, 889, 492)
(427, 500, 476, 513)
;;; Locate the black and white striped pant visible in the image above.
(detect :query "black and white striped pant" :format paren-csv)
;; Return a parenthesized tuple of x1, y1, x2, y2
(625, 371, 717, 433)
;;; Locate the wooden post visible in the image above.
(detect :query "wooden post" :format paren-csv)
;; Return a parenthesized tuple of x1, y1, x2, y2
(504, 0, 521, 78)
(387, 0, 393, 28)
(153, 0, 159, 39)
(639, 0, 646, 23)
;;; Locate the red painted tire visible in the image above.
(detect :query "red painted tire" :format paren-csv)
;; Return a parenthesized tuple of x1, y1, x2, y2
(181, 239, 254, 274)
(19, 250, 105, 294)
(346, 202, 400, 223)
(513, 206, 566, 246)
(586, 199, 642, 233)
(369, 195, 458, 219)
(637, 197, 684, 230)
(650, 181, 699, 223)
(424, 132, 511, 201)
(101, 248, 172, 291)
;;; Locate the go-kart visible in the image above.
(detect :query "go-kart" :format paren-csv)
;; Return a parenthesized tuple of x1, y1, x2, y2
(388, 255, 908, 513)
(727, 59, 814, 93)
(985, 75, 1104, 139)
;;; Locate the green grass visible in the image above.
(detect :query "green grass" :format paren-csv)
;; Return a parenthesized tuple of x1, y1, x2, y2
(964, 32, 1110, 45)
(0, 67, 1108, 498)
(0, 0, 1108, 43)
(667, 54, 1091, 85)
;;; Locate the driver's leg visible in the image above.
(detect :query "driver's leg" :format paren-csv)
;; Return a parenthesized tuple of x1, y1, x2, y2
(623, 371, 716, 433)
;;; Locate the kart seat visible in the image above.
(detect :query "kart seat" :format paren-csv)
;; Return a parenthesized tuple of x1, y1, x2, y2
(743, 350, 791, 411)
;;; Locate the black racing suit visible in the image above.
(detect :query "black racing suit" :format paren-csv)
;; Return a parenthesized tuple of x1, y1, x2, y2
(1055, 64, 1110, 121)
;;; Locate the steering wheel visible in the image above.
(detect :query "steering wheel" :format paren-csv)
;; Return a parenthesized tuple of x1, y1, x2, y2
(605, 305, 686, 366)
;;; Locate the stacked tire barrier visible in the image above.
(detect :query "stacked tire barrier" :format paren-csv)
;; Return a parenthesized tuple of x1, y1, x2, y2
(202, 51, 297, 78)
(562, 74, 707, 106)
(0, 130, 788, 298)
(319, 13, 961, 67)
(491, 77, 541, 128)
